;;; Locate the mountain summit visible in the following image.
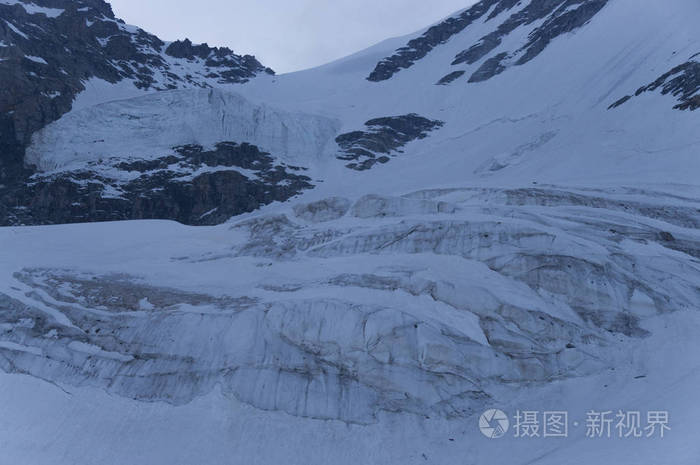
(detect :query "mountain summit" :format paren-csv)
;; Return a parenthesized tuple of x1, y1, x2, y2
(0, 0, 272, 181)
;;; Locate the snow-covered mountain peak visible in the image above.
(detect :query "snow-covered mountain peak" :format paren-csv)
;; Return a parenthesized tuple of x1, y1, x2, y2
(0, 0, 272, 181)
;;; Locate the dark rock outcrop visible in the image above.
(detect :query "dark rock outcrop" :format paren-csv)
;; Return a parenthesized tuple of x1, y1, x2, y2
(0, 142, 312, 226)
(454, 0, 609, 82)
(436, 70, 466, 85)
(609, 58, 700, 111)
(468, 52, 508, 83)
(336, 114, 444, 171)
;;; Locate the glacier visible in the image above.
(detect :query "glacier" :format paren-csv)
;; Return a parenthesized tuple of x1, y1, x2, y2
(26, 88, 341, 171)
(1, 184, 699, 463)
(1, 0, 699, 463)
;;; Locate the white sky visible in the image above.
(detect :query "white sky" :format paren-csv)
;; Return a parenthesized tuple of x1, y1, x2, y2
(109, 0, 476, 74)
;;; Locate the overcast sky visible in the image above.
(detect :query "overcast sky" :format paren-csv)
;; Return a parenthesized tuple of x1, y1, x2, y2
(109, 0, 475, 74)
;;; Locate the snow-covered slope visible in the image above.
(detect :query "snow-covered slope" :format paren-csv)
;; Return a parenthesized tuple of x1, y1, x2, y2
(1, 0, 699, 463)
(231, 0, 700, 188)
(23, 0, 699, 188)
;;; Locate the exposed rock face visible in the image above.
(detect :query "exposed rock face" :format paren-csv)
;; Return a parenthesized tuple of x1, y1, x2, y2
(0, 0, 272, 182)
(367, 0, 506, 82)
(0, 142, 313, 226)
(609, 58, 700, 111)
(468, 52, 509, 83)
(368, 0, 609, 84)
(436, 70, 466, 85)
(336, 114, 444, 171)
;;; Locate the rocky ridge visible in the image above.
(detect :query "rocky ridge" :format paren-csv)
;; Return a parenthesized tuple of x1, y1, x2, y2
(368, 0, 610, 84)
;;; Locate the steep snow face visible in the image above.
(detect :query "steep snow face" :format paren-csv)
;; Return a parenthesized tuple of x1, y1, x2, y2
(229, 0, 700, 193)
(26, 88, 341, 171)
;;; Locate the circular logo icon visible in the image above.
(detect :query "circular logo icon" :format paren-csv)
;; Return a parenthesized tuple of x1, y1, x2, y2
(479, 409, 510, 439)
